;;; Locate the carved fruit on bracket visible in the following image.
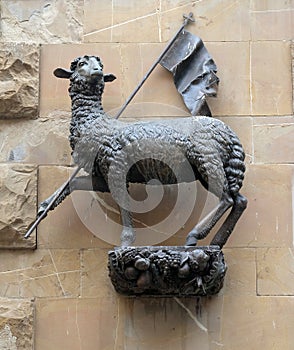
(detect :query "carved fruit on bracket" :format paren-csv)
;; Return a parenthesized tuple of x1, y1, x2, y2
(108, 246, 227, 296)
(134, 257, 150, 271)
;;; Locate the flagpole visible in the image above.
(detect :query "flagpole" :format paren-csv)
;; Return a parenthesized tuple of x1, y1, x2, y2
(24, 13, 195, 239)
(114, 12, 195, 119)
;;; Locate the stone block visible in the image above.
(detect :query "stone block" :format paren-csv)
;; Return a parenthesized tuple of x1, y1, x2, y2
(250, 8, 293, 41)
(251, 0, 293, 11)
(292, 40, 294, 113)
(226, 164, 294, 247)
(161, 0, 251, 42)
(0, 164, 37, 249)
(116, 296, 223, 349)
(254, 118, 294, 163)
(257, 248, 294, 295)
(35, 298, 118, 350)
(1, 0, 83, 43)
(111, 3, 159, 43)
(206, 42, 251, 116)
(0, 43, 39, 119)
(220, 296, 294, 349)
(84, 0, 159, 43)
(83, 0, 113, 42)
(253, 115, 294, 125)
(81, 248, 115, 298)
(0, 249, 80, 298)
(251, 41, 292, 115)
(0, 114, 71, 165)
(222, 248, 256, 296)
(0, 298, 34, 350)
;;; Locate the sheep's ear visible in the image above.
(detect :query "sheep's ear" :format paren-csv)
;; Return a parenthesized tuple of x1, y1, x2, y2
(53, 68, 73, 79)
(104, 73, 116, 82)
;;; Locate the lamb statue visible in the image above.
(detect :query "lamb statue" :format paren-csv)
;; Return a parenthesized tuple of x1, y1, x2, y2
(37, 55, 247, 248)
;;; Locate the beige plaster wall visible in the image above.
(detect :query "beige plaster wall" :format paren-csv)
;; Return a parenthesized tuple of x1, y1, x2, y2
(0, 0, 293, 349)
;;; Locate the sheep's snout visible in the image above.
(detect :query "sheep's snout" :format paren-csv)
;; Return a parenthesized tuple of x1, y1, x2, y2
(83, 67, 104, 84)
(91, 67, 103, 78)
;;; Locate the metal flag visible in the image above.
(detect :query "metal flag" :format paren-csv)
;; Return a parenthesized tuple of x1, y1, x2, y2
(160, 30, 219, 117)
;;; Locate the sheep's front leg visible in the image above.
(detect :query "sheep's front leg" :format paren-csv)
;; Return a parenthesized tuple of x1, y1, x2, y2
(38, 175, 109, 218)
(120, 208, 135, 246)
(37, 184, 71, 218)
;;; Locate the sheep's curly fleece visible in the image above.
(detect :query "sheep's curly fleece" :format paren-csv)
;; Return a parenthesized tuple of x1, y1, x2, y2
(67, 58, 245, 201)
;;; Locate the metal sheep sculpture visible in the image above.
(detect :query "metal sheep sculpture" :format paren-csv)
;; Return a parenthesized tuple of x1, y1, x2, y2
(38, 55, 247, 248)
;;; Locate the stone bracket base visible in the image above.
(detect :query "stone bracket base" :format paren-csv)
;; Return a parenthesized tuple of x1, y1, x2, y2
(108, 246, 227, 296)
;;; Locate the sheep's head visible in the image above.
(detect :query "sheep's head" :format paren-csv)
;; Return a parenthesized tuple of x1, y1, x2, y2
(53, 55, 116, 86)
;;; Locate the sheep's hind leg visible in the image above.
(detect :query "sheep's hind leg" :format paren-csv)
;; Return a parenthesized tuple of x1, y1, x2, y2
(185, 195, 234, 246)
(210, 193, 247, 248)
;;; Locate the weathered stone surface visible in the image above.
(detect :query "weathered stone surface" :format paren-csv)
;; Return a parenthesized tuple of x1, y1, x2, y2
(81, 248, 114, 297)
(161, 0, 251, 42)
(257, 248, 294, 295)
(226, 164, 294, 248)
(84, 0, 160, 43)
(253, 118, 294, 164)
(0, 249, 80, 298)
(34, 295, 294, 350)
(250, 7, 293, 41)
(0, 298, 34, 349)
(35, 297, 117, 350)
(220, 296, 294, 349)
(0, 43, 39, 119)
(0, 164, 37, 249)
(251, 41, 292, 115)
(222, 248, 256, 296)
(116, 297, 223, 349)
(206, 41, 251, 116)
(0, 0, 83, 44)
(0, 114, 72, 164)
(292, 41, 294, 113)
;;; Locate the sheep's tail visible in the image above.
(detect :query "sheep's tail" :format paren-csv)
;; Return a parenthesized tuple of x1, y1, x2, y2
(225, 135, 246, 197)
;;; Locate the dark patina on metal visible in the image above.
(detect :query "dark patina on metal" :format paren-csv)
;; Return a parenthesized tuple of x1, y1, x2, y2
(28, 54, 247, 249)
(24, 13, 247, 297)
(108, 246, 226, 296)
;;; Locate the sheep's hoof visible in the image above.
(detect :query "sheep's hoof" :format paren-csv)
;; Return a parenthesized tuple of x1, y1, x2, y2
(37, 201, 48, 218)
(120, 228, 136, 246)
(185, 233, 198, 246)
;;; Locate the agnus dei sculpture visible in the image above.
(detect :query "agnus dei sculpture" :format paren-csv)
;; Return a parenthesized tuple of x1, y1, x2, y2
(25, 13, 247, 296)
